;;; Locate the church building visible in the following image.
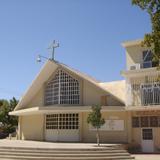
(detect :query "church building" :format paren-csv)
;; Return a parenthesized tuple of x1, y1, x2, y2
(10, 39, 160, 153)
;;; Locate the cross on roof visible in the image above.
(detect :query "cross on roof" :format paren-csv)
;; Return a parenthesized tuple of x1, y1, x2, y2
(48, 40, 59, 60)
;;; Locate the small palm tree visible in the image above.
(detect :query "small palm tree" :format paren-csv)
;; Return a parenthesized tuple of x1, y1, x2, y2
(87, 105, 105, 146)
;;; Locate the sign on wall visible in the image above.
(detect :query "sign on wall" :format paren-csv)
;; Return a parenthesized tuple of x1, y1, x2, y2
(89, 120, 124, 131)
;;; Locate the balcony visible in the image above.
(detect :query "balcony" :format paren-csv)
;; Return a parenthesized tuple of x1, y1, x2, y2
(129, 61, 159, 71)
(121, 61, 160, 78)
(126, 81, 160, 106)
(141, 82, 160, 106)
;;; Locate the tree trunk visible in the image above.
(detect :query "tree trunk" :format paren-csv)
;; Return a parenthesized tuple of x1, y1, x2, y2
(96, 128, 100, 146)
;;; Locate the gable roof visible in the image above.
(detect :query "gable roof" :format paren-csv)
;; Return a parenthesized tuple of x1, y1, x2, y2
(15, 60, 125, 111)
(99, 80, 126, 103)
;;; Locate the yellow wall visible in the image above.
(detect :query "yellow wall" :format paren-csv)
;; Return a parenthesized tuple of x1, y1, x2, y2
(27, 86, 44, 108)
(83, 80, 123, 106)
(20, 115, 44, 141)
(82, 111, 128, 143)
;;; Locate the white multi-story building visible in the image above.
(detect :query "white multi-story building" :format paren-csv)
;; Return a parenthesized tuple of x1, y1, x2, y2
(121, 39, 160, 153)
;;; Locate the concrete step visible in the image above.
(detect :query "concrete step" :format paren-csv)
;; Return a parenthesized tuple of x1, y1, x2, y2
(0, 155, 135, 160)
(0, 146, 123, 151)
(0, 146, 134, 160)
(0, 152, 131, 157)
(0, 148, 128, 154)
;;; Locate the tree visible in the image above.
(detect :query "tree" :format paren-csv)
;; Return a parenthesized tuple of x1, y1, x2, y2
(87, 105, 105, 146)
(132, 0, 160, 65)
(0, 97, 18, 133)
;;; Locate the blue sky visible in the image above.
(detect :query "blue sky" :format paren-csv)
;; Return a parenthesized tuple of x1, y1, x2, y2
(0, 0, 151, 99)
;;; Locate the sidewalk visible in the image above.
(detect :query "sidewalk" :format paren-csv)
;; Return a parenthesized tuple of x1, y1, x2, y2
(0, 139, 119, 149)
(133, 154, 160, 160)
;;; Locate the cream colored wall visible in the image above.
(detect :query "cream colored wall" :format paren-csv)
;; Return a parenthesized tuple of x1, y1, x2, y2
(81, 111, 128, 143)
(26, 86, 44, 108)
(131, 128, 160, 151)
(153, 128, 160, 151)
(20, 115, 44, 141)
(131, 128, 141, 145)
(83, 80, 123, 106)
(130, 111, 160, 151)
(125, 45, 148, 70)
(23, 72, 123, 109)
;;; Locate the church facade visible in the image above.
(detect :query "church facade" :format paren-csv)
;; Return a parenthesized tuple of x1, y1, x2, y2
(10, 39, 160, 153)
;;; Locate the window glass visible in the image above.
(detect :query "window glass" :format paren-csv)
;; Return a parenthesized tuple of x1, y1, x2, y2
(143, 50, 152, 62)
(46, 114, 79, 130)
(140, 117, 149, 127)
(132, 117, 140, 128)
(45, 69, 80, 105)
(132, 116, 160, 128)
(142, 129, 153, 140)
(142, 50, 152, 68)
(150, 116, 158, 127)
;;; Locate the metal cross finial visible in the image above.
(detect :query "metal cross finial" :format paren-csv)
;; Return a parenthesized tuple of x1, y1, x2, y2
(48, 40, 59, 60)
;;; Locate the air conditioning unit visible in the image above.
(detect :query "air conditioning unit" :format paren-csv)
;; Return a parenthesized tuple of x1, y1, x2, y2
(129, 63, 141, 70)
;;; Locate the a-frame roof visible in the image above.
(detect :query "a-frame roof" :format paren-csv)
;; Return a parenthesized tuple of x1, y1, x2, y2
(15, 60, 125, 111)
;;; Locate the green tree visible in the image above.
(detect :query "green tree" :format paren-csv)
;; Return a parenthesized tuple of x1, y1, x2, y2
(87, 105, 105, 146)
(132, 0, 160, 65)
(0, 97, 18, 133)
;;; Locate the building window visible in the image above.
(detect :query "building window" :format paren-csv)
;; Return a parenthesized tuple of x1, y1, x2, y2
(45, 69, 80, 105)
(46, 113, 79, 130)
(142, 129, 153, 140)
(132, 116, 160, 128)
(132, 117, 140, 128)
(142, 50, 159, 68)
(140, 116, 149, 127)
(150, 116, 158, 127)
(142, 50, 152, 68)
(46, 114, 58, 129)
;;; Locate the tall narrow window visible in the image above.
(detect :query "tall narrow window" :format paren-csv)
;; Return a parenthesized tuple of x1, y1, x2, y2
(45, 69, 80, 105)
(142, 50, 159, 68)
(142, 50, 152, 68)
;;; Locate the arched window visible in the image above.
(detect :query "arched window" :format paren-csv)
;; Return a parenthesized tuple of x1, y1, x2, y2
(45, 69, 80, 105)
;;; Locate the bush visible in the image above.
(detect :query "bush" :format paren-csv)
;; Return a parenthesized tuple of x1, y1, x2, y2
(3, 126, 16, 134)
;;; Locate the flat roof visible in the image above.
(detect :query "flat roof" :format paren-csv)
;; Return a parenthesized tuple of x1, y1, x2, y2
(121, 39, 142, 48)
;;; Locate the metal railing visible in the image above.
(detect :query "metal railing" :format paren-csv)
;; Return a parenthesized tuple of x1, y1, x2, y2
(140, 82, 160, 106)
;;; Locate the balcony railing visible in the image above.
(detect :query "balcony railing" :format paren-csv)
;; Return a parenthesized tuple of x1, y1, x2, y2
(141, 82, 160, 106)
(126, 80, 160, 106)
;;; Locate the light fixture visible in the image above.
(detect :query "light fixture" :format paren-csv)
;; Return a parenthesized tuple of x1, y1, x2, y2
(36, 55, 41, 62)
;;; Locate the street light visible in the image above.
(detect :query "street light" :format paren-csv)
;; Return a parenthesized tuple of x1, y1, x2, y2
(36, 55, 50, 63)
(36, 55, 42, 62)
